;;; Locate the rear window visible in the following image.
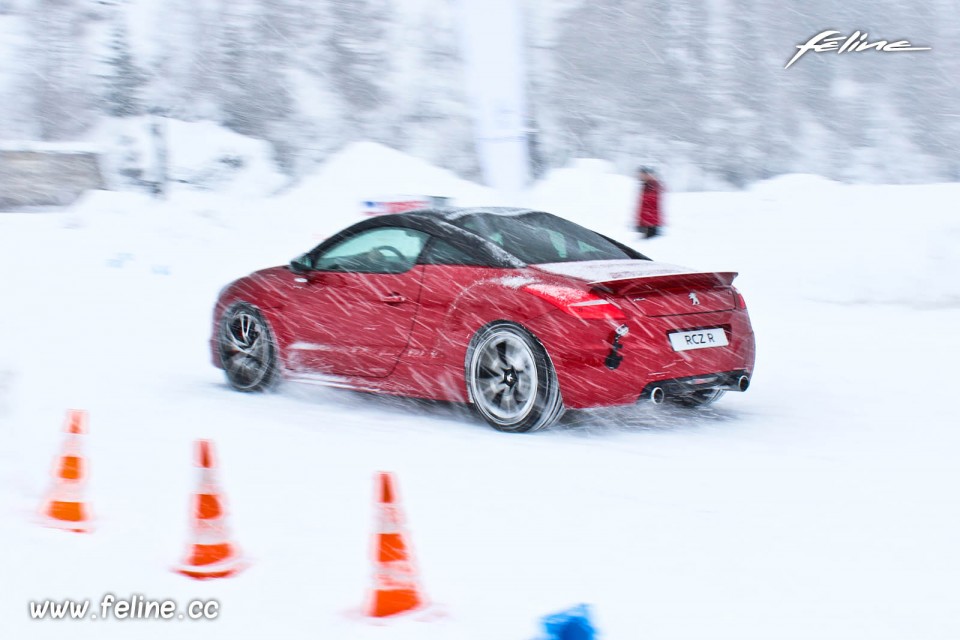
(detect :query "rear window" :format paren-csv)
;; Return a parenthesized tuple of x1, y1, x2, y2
(450, 211, 637, 264)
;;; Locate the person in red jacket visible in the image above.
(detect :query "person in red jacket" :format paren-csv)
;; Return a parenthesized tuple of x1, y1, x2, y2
(635, 166, 664, 238)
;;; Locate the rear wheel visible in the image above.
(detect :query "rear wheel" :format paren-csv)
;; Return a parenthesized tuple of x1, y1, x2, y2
(218, 303, 279, 392)
(466, 322, 564, 432)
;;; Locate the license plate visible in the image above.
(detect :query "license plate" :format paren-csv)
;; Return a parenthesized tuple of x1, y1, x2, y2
(668, 328, 728, 352)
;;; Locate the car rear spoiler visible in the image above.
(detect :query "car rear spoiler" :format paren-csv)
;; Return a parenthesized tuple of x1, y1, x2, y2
(589, 271, 739, 295)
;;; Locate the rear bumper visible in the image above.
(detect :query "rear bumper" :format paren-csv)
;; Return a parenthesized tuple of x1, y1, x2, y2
(526, 308, 756, 409)
(639, 369, 750, 400)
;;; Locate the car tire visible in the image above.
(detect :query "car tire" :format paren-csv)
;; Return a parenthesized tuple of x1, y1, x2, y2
(465, 321, 564, 433)
(218, 303, 279, 392)
(671, 389, 725, 408)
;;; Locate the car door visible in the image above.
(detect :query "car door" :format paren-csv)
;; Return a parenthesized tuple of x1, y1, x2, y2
(284, 226, 429, 378)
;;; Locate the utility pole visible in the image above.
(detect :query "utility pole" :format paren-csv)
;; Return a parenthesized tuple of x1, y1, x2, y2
(457, 0, 530, 201)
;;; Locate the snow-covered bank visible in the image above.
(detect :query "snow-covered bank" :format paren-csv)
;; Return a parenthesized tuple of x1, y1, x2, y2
(1, 146, 958, 640)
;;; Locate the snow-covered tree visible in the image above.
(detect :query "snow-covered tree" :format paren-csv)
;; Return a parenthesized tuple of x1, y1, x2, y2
(218, 0, 293, 139)
(326, 0, 392, 114)
(1, 0, 957, 185)
(27, 0, 94, 140)
(101, 14, 146, 117)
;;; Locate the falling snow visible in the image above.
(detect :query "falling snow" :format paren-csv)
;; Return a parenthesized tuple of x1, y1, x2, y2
(2, 141, 959, 638)
(1, 1, 959, 638)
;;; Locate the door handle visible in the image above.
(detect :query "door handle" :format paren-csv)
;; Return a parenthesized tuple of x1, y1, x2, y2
(380, 293, 406, 304)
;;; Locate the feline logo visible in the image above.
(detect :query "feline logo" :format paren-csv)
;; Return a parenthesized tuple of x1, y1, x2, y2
(689, 292, 701, 306)
(786, 30, 931, 69)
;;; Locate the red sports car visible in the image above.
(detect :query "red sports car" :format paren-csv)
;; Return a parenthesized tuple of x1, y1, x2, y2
(211, 208, 755, 432)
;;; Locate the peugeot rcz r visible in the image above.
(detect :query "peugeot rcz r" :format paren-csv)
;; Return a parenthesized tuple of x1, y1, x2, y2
(211, 208, 755, 432)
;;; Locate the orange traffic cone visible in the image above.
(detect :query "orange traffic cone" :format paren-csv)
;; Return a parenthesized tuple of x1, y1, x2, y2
(175, 440, 245, 579)
(367, 472, 426, 617)
(39, 409, 93, 532)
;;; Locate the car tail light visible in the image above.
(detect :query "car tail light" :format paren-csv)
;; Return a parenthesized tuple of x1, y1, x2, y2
(523, 284, 625, 319)
(734, 288, 747, 309)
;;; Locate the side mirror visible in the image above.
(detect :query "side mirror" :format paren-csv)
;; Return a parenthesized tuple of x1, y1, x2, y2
(289, 253, 312, 273)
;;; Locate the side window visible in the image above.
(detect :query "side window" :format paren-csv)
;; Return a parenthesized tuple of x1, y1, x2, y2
(420, 238, 487, 266)
(312, 227, 428, 274)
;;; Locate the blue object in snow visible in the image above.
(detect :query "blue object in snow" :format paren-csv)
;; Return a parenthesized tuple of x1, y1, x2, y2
(541, 604, 596, 640)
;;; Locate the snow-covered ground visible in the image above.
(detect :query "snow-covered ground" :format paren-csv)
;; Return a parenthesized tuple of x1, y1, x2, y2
(1, 142, 959, 639)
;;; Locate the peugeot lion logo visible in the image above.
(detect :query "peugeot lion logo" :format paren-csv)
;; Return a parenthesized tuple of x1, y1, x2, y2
(689, 292, 701, 306)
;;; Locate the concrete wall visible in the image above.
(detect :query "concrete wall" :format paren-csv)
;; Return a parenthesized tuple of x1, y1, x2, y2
(0, 149, 104, 209)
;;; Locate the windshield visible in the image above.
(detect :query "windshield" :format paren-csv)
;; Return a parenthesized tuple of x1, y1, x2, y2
(450, 211, 641, 264)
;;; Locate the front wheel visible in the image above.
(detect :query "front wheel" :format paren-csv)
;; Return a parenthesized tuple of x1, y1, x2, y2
(218, 303, 279, 392)
(465, 322, 564, 432)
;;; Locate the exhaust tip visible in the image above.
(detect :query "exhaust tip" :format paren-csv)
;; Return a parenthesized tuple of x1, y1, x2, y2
(650, 386, 665, 405)
(737, 375, 750, 392)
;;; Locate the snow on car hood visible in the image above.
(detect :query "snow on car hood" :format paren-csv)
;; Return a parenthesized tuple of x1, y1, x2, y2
(532, 259, 698, 284)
